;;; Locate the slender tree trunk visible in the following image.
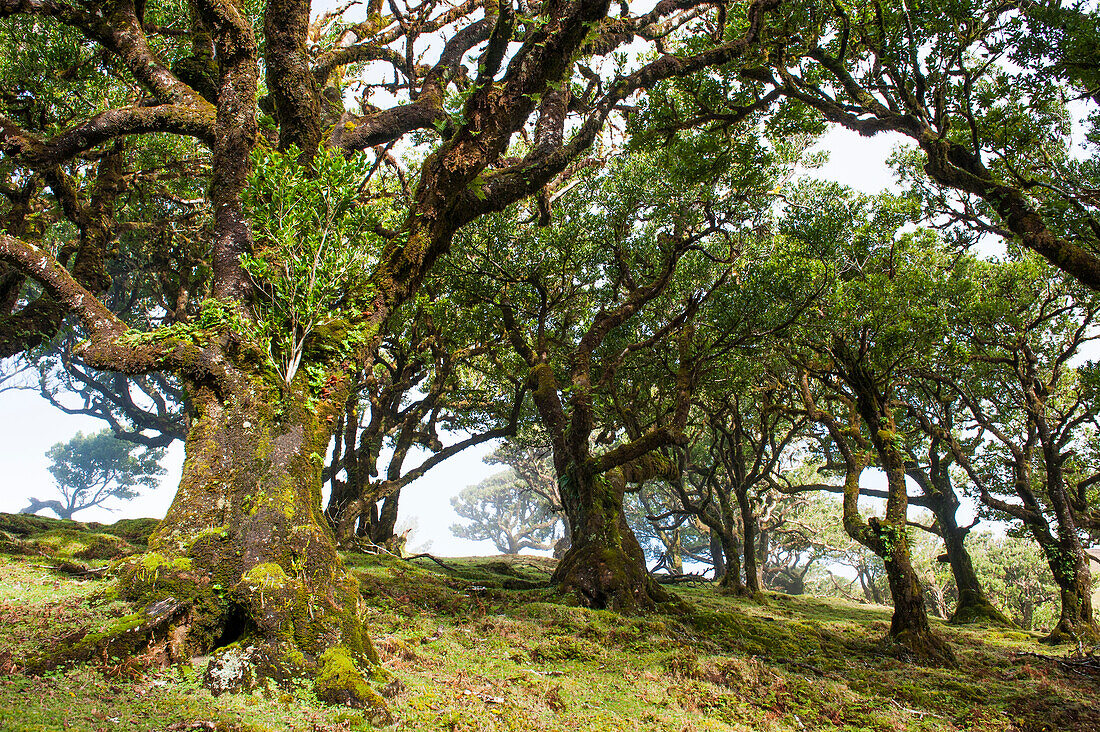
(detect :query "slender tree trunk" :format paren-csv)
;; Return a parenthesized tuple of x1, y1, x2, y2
(910, 460, 1011, 625)
(717, 529, 746, 594)
(1021, 602, 1035, 631)
(857, 565, 880, 604)
(709, 530, 726, 580)
(116, 376, 374, 689)
(667, 529, 683, 574)
(325, 479, 359, 536)
(735, 486, 762, 596)
(936, 510, 1012, 626)
(832, 352, 953, 664)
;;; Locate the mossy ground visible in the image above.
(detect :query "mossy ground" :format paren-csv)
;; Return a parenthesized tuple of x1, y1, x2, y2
(1, 515, 1097, 731)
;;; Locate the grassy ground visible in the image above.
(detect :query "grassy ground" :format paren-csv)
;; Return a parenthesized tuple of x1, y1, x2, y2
(0, 514, 1097, 732)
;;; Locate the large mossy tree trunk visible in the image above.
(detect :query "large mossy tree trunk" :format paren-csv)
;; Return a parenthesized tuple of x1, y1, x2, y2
(550, 463, 669, 611)
(117, 375, 374, 688)
(867, 459, 954, 664)
(369, 491, 402, 547)
(878, 524, 953, 661)
(1038, 453, 1098, 643)
(716, 528, 746, 594)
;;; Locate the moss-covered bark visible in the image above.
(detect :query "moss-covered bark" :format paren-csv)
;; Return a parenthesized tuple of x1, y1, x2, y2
(822, 345, 954, 664)
(735, 486, 763, 597)
(716, 530, 748, 596)
(115, 375, 379, 695)
(879, 528, 956, 664)
(907, 439, 1012, 627)
(941, 519, 1013, 627)
(1041, 546, 1098, 644)
(551, 468, 668, 612)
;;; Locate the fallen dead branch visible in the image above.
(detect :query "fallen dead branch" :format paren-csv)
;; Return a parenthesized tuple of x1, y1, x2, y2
(653, 572, 712, 585)
(1014, 649, 1100, 677)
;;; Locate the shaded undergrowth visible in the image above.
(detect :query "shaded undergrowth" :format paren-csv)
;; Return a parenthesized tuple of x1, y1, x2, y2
(1, 514, 1097, 731)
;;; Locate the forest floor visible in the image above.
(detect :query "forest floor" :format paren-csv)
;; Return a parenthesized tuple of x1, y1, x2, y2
(0, 513, 1097, 732)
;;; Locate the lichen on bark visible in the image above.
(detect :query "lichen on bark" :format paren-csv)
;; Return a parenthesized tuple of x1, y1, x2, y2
(109, 369, 382, 701)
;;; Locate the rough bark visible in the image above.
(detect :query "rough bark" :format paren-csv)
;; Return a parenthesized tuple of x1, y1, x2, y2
(736, 486, 763, 596)
(903, 438, 1013, 626)
(803, 353, 954, 664)
(550, 465, 669, 611)
(716, 528, 746, 595)
(881, 534, 952, 661)
(709, 530, 726, 579)
(1041, 533, 1098, 644)
(115, 376, 375, 681)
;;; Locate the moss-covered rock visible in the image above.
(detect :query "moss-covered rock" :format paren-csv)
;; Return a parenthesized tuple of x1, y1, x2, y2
(26, 529, 135, 560)
(0, 512, 79, 537)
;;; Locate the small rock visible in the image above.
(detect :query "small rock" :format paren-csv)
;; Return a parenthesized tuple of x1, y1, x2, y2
(202, 646, 258, 696)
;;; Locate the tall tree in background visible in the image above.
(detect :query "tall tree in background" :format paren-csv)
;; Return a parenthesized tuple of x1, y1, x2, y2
(901, 387, 1014, 626)
(785, 184, 961, 662)
(22, 429, 165, 520)
(323, 293, 523, 546)
(450, 470, 561, 555)
(929, 257, 1100, 642)
(451, 153, 722, 610)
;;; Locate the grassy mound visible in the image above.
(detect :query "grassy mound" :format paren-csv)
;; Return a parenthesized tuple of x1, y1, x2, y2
(0, 516, 1097, 731)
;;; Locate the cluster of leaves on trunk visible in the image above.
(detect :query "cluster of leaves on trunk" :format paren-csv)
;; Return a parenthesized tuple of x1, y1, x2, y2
(241, 146, 391, 387)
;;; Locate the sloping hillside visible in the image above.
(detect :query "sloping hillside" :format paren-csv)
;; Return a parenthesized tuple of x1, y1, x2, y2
(1, 514, 1096, 732)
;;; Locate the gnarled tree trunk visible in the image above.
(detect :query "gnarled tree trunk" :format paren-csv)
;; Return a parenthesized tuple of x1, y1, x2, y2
(709, 530, 726, 579)
(716, 529, 746, 594)
(117, 376, 374, 690)
(905, 429, 1011, 626)
(736, 486, 763, 596)
(1042, 534, 1097, 644)
(551, 464, 669, 611)
(937, 508, 1011, 626)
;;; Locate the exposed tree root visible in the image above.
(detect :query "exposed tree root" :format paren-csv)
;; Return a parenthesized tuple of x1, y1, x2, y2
(889, 628, 958, 667)
(406, 553, 456, 571)
(1040, 618, 1100, 646)
(950, 596, 1015, 627)
(551, 542, 672, 612)
(1015, 649, 1100, 677)
(21, 597, 190, 675)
